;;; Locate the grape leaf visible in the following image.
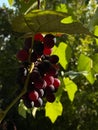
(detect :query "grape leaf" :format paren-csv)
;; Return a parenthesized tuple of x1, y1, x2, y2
(18, 100, 27, 118)
(45, 101, 63, 123)
(12, 10, 91, 35)
(77, 54, 95, 84)
(8, 0, 14, 6)
(52, 42, 72, 69)
(63, 77, 77, 102)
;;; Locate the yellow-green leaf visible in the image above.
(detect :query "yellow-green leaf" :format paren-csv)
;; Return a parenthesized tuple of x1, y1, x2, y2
(63, 77, 77, 102)
(45, 101, 63, 123)
(52, 42, 72, 69)
(61, 16, 73, 24)
(8, 0, 14, 6)
(77, 54, 95, 84)
(18, 100, 27, 118)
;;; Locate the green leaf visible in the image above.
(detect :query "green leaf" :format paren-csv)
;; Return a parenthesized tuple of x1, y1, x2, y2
(45, 101, 63, 123)
(18, 100, 27, 118)
(77, 54, 92, 72)
(92, 53, 98, 72)
(55, 4, 68, 13)
(77, 54, 95, 84)
(94, 26, 98, 44)
(12, 10, 91, 35)
(8, 0, 14, 6)
(52, 42, 72, 69)
(61, 16, 73, 24)
(63, 77, 77, 102)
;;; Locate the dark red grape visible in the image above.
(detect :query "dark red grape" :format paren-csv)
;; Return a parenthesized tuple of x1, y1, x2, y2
(28, 90, 39, 101)
(30, 69, 41, 82)
(49, 55, 59, 64)
(16, 49, 29, 62)
(53, 78, 61, 88)
(43, 34, 55, 48)
(34, 97, 43, 107)
(43, 48, 52, 55)
(34, 33, 44, 42)
(36, 88, 44, 97)
(34, 78, 45, 89)
(45, 85, 55, 94)
(46, 93, 55, 103)
(44, 75, 54, 86)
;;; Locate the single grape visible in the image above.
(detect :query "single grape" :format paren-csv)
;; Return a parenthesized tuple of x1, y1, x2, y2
(34, 97, 43, 107)
(36, 88, 44, 97)
(28, 90, 39, 101)
(43, 48, 52, 55)
(34, 33, 43, 42)
(16, 49, 29, 62)
(46, 93, 55, 103)
(45, 85, 55, 94)
(30, 69, 41, 82)
(49, 55, 59, 64)
(53, 78, 61, 89)
(44, 75, 54, 86)
(43, 34, 55, 48)
(34, 78, 45, 89)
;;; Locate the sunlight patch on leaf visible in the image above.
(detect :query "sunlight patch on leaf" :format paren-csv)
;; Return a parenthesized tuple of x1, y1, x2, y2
(63, 77, 77, 102)
(45, 101, 63, 123)
(61, 16, 73, 24)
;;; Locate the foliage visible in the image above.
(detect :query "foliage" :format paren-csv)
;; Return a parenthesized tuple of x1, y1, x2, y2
(1, 0, 98, 130)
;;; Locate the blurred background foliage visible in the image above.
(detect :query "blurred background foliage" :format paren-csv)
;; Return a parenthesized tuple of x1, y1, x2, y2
(1, 0, 98, 130)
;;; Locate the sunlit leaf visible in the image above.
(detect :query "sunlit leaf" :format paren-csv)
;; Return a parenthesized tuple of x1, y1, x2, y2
(61, 16, 73, 24)
(18, 100, 27, 118)
(63, 77, 77, 102)
(78, 54, 92, 71)
(52, 42, 72, 69)
(55, 4, 68, 13)
(94, 25, 98, 44)
(12, 10, 91, 35)
(8, 0, 14, 6)
(45, 101, 63, 123)
(77, 54, 95, 84)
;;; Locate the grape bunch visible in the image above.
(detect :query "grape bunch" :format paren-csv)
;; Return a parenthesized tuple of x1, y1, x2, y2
(16, 33, 61, 108)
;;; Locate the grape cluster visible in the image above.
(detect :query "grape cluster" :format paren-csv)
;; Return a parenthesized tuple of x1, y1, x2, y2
(16, 33, 61, 108)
